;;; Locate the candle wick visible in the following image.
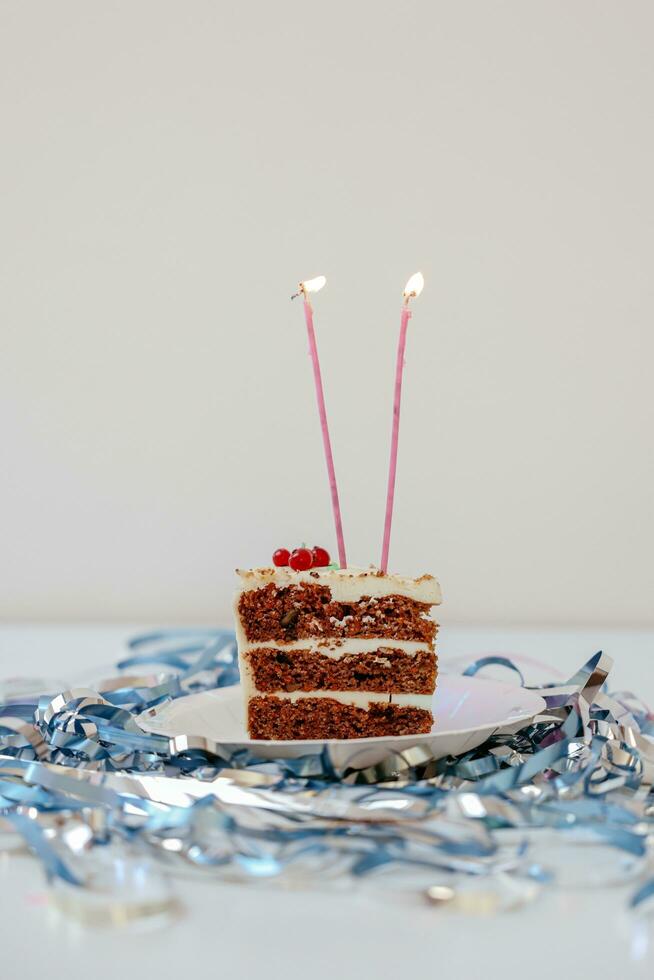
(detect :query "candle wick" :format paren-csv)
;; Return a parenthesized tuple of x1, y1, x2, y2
(291, 284, 308, 301)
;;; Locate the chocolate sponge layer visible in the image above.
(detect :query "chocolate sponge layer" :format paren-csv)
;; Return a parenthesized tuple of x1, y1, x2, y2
(238, 582, 436, 644)
(246, 646, 437, 694)
(248, 695, 433, 740)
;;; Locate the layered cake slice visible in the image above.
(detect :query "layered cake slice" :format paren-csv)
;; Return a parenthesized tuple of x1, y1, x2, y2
(234, 565, 441, 740)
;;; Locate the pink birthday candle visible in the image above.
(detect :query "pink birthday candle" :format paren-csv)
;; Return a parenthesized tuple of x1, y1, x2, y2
(293, 276, 347, 568)
(381, 272, 425, 573)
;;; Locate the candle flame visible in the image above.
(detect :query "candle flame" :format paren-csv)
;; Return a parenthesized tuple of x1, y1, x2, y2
(403, 272, 424, 301)
(302, 275, 327, 294)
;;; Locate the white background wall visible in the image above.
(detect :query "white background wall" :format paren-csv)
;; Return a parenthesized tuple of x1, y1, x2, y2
(1, 1, 652, 628)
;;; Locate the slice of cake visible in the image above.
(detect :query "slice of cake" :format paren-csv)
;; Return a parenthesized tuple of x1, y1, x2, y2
(234, 566, 441, 740)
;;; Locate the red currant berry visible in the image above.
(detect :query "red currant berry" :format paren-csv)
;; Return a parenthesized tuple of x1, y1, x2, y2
(272, 548, 290, 567)
(311, 546, 330, 567)
(289, 547, 313, 571)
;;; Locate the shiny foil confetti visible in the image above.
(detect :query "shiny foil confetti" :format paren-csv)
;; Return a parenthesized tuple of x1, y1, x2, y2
(1, 630, 654, 920)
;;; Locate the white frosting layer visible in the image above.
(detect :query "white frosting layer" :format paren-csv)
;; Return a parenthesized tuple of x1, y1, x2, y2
(235, 565, 441, 605)
(240, 638, 433, 660)
(248, 690, 433, 710)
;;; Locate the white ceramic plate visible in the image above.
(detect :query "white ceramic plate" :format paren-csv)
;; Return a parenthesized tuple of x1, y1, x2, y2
(137, 675, 546, 770)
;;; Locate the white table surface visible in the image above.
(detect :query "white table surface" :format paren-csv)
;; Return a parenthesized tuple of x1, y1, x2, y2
(1, 624, 653, 980)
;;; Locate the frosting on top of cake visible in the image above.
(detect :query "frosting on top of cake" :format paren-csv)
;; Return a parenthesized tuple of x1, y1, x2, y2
(235, 565, 442, 605)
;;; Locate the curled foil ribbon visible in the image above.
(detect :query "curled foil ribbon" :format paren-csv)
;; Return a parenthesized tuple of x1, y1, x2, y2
(1, 631, 653, 909)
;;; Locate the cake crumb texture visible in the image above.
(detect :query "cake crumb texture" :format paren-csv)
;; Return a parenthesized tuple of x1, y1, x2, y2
(248, 695, 433, 740)
(246, 646, 437, 694)
(238, 582, 436, 644)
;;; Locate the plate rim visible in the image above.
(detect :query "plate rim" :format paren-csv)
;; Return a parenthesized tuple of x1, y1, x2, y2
(137, 673, 546, 748)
